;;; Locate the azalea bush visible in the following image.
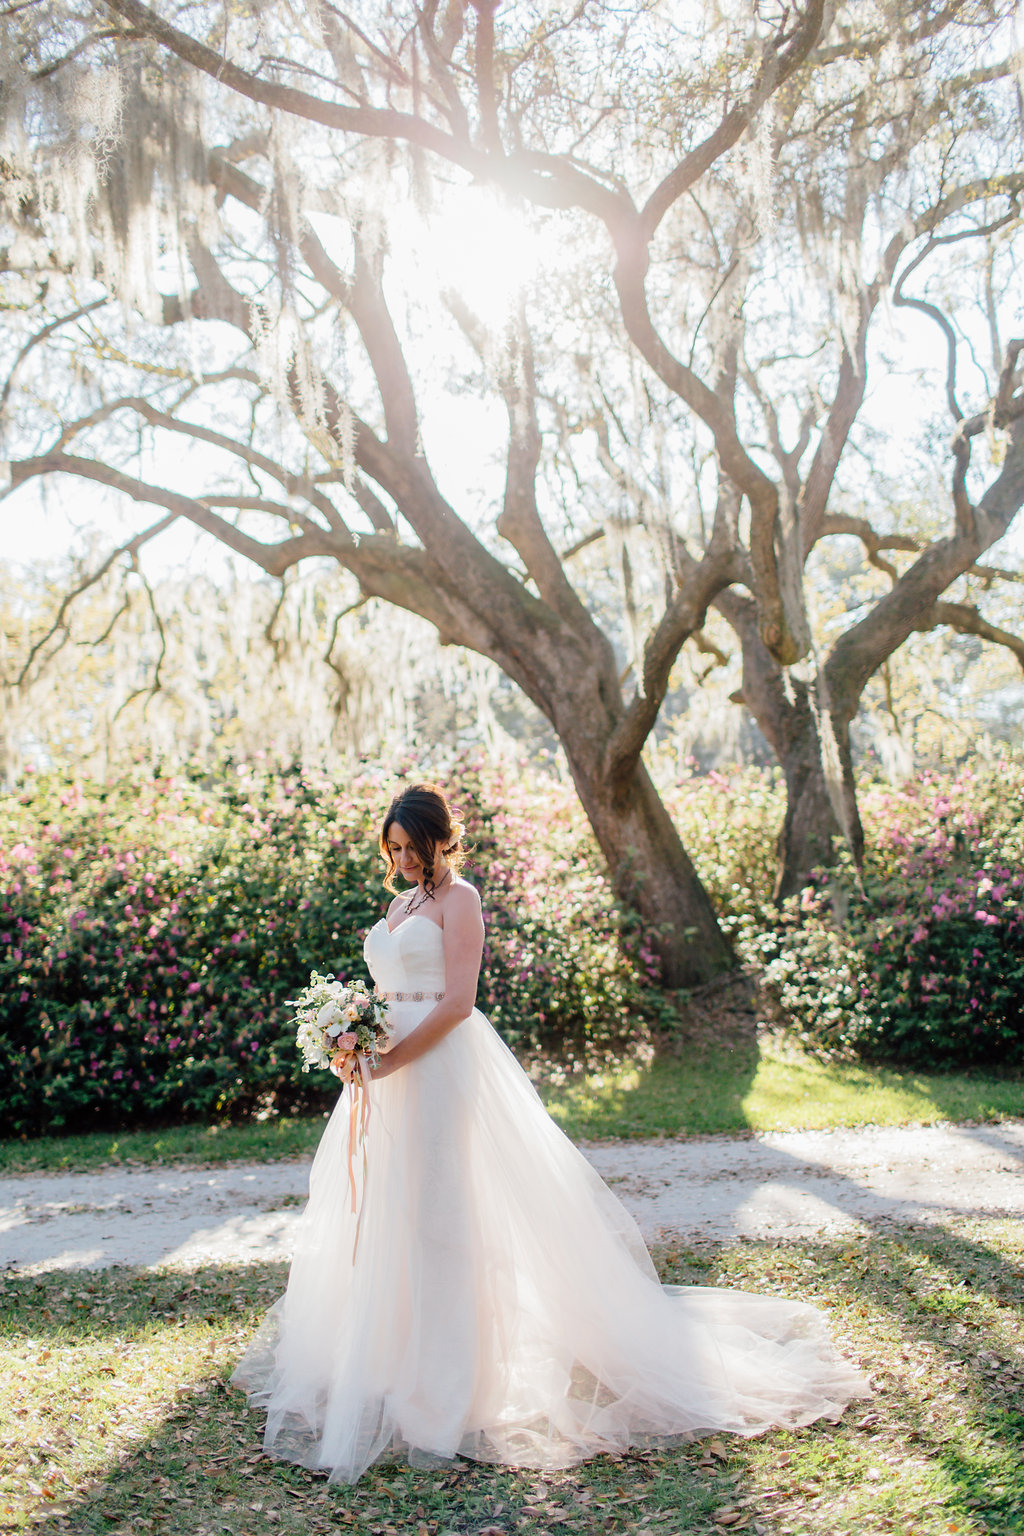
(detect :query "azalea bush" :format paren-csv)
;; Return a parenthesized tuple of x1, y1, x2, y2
(740, 761, 1024, 1068)
(0, 765, 385, 1135)
(0, 758, 669, 1135)
(656, 759, 787, 921)
(5, 752, 1022, 1138)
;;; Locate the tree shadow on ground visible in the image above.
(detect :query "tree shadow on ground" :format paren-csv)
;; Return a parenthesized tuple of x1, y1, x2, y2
(0, 1262, 738, 1536)
(5, 1226, 1024, 1536)
(845, 1218, 1024, 1532)
(655, 1218, 1024, 1534)
(542, 976, 763, 1140)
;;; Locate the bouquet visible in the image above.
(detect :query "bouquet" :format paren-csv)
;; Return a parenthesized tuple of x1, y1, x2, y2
(287, 971, 393, 1242)
(288, 971, 391, 1075)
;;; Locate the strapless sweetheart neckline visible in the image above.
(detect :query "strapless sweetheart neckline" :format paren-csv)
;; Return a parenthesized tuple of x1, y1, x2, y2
(379, 912, 443, 938)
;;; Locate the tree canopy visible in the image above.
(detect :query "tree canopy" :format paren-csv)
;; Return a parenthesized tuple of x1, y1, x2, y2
(1, 0, 1022, 981)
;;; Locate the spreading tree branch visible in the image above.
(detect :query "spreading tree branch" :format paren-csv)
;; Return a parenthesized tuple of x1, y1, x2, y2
(0, 297, 108, 420)
(919, 600, 1024, 673)
(52, 393, 352, 539)
(827, 402, 1024, 718)
(7, 453, 336, 576)
(639, 2, 827, 238)
(602, 484, 745, 791)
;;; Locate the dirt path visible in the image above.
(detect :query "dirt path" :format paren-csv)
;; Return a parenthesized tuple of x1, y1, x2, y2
(2, 1120, 1022, 1274)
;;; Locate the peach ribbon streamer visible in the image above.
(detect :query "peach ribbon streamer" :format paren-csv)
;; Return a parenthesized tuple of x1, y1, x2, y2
(344, 1052, 375, 1261)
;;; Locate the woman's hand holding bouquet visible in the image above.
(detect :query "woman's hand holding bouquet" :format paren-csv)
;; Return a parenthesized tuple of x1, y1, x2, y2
(287, 972, 392, 1231)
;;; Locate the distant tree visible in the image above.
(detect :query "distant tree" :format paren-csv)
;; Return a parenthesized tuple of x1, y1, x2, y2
(1, 1, 1022, 976)
(0, 558, 522, 780)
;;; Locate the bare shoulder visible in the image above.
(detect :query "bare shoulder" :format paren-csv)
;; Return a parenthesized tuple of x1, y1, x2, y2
(442, 877, 482, 921)
(450, 874, 481, 905)
(386, 892, 410, 918)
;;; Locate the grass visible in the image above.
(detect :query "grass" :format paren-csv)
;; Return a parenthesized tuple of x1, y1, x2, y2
(2, 1033, 1021, 1175)
(0, 1116, 329, 1178)
(2, 1222, 1023, 1535)
(540, 1033, 1024, 1142)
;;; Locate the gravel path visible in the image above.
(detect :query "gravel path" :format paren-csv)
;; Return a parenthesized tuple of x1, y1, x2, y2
(2, 1120, 1022, 1274)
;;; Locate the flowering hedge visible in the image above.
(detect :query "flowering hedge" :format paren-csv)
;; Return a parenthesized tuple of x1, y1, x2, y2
(4, 754, 1021, 1137)
(0, 760, 669, 1136)
(737, 762, 1024, 1068)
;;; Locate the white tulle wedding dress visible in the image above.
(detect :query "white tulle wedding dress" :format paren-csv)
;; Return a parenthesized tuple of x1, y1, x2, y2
(231, 914, 868, 1482)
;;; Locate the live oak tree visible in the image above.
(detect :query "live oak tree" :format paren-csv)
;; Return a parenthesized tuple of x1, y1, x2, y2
(1, 1, 1022, 980)
(525, 6, 1024, 896)
(575, 213, 1024, 897)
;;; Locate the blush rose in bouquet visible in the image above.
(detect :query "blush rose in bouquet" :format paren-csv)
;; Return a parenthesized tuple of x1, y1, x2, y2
(288, 972, 392, 1074)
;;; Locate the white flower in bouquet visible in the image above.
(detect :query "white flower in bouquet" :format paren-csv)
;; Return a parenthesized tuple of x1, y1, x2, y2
(316, 1001, 343, 1033)
(295, 1018, 331, 1071)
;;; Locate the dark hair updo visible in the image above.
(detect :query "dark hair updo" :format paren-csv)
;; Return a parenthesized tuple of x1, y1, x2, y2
(379, 783, 467, 895)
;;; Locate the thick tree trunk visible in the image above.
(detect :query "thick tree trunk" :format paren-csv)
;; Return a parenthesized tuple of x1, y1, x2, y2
(564, 749, 734, 989)
(771, 694, 862, 901)
(716, 591, 862, 901)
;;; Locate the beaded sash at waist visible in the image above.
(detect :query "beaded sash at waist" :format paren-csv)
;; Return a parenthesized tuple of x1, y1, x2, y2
(376, 990, 446, 1002)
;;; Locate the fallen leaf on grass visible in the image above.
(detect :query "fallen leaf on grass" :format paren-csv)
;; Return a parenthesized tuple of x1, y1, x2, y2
(713, 1513, 746, 1528)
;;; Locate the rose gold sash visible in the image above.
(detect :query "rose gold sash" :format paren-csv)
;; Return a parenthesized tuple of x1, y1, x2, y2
(375, 989, 445, 1002)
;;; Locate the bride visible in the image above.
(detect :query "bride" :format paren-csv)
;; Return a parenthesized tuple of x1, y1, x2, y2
(232, 783, 868, 1483)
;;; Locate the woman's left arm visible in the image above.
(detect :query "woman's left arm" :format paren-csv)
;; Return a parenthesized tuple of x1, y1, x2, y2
(372, 884, 485, 1078)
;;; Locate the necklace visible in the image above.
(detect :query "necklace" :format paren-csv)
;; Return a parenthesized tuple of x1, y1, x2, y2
(406, 867, 450, 915)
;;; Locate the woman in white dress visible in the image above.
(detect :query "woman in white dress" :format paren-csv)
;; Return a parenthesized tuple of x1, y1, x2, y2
(231, 784, 868, 1483)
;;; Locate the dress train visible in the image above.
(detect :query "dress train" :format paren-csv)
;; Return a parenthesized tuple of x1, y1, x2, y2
(232, 915, 868, 1482)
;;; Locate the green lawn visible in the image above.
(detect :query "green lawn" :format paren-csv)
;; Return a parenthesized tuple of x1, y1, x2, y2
(542, 1033, 1024, 1141)
(2, 1033, 1020, 1175)
(2, 1223, 1022, 1535)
